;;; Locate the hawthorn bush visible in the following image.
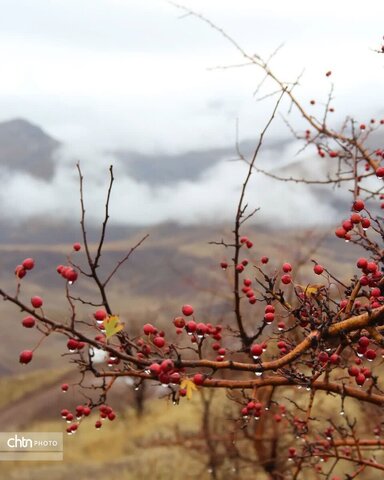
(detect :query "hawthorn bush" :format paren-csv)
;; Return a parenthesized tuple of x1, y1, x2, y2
(2, 21, 384, 480)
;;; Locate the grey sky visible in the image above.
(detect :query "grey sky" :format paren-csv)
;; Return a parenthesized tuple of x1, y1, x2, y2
(0, 0, 382, 152)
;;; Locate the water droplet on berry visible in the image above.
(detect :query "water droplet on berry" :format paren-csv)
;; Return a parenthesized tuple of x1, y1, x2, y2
(340, 410, 345, 416)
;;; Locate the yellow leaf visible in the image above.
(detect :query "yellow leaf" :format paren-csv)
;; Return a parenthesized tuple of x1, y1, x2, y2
(296, 283, 325, 298)
(180, 378, 197, 400)
(103, 315, 124, 338)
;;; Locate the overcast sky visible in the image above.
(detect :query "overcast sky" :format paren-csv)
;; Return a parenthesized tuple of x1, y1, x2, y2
(0, 0, 383, 226)
(0, 0, 383, 152)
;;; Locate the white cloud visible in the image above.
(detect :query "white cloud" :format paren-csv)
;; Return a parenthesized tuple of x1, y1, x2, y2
(0, 140, 341, 227)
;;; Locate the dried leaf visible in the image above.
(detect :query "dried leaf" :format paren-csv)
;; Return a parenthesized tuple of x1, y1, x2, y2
(103, 315, 124, 338)
(180, 378, 197, 400)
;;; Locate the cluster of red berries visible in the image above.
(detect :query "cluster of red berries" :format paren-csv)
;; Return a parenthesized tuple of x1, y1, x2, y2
(241, 400, 263, 419)
(281, 262, 292, 285)
(56, 264, 78, 283)
(335, 200, 371, 240)
(241, 278, 256, 304)
(14, 257, 35, 279)
(348, 364, 372, 387)
(355, 336, 377, 361)
(148, 359, 182, 386)
(67, 338, 86, 352)
(317, 351, 340, 365)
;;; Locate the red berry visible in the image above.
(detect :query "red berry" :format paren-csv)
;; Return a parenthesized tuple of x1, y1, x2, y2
(149, 363, 161, 376)
(108, 412, 116, 421)
(376, 167, 384, 178)
(239, 236, 248, 244)
(288, 447, 297, 457)
(355, 373, 366, 386)
(64, 268, 78, 283)
(143, 323, 156, 335)
(281, 274, 291, 285)
(67, 338, 79, 351)
(356, 258, 368, 269)
(361, 218, 371, 229)
(73, 243, 81, 251)
(173, 316, 185, 328)
(261, 256, 269, 264)
(318, 351, 329, 364)
(185, 320, 197, 333)
(366, 262, 378, 273)
(19, 350, 33, 364)
(371, 287, 381, 298)
(193, 373, 205, 386)
(95, 420, 102, 429)
(251, 344, 263, 358)
(182, 304, 194, 316)
(94, 310, 107, 321)
(342, 219, 353, 231)
(15, 265, 26, 279)
(282, 262, 292, 273)
(350, 213, 361, 224)
(160, 359, 174, 372)
(335, 227, 347, 239)
(31, 296, 43, 308)
(329, 353, 339, 364)
(22, 258, 35, 270)
(83, 406, 91, 416)
(243, 278, 252, 287)
(313, 264, 324, 275)
(348, 365, 359, 377)
(22, 316, 36, 328)
(66, 413, 74, 422)
(352, 199, 365, 212)
(153, 336, 165, 348)
(365, 349, 377, 361)
(264, 312, 275, 323)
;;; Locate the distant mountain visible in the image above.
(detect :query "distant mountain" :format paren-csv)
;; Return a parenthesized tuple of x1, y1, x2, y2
(111, 138, 293, 186)
(0, 118, 60, 180)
